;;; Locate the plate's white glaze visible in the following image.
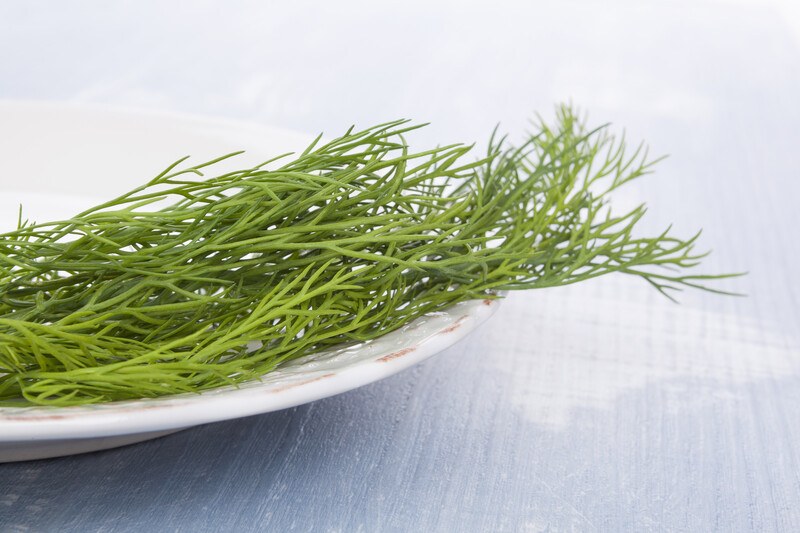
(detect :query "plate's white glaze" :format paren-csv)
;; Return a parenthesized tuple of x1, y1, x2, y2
(0, 102, 499, 462)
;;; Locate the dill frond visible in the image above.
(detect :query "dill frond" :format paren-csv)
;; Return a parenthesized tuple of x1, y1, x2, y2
(0, 106, 739, 406)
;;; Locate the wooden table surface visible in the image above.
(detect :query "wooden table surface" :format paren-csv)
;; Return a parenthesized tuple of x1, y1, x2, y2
(1, 1, 799, 531)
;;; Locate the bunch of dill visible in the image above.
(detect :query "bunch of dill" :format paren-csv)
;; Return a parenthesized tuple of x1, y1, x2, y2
(0, 107, 733, 406)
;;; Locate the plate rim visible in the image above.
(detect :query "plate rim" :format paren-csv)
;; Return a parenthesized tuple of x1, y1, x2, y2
(0, 298, 499, 441)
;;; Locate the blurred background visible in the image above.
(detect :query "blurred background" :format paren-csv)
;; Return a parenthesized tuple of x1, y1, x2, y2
(3, 1, 798, 143)
(1, 1, 799, 531)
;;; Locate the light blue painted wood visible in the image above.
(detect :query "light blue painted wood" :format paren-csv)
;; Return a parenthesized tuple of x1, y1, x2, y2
(1, 1, 799, 531)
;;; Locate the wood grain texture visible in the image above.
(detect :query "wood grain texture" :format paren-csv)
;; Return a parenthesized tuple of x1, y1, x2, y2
(1, 1, 799, 531)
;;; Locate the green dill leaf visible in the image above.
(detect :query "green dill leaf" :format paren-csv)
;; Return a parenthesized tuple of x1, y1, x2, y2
(0, 105, 740, 406)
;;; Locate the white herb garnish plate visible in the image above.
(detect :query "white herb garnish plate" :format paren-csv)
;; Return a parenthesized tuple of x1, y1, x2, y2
(0, 102, 499, 462)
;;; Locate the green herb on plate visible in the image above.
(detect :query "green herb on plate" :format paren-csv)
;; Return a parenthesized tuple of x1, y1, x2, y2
(0, 106, 739, 406)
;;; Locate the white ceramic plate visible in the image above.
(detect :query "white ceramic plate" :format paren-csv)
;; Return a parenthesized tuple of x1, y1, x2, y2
(0, 102, 500, 462)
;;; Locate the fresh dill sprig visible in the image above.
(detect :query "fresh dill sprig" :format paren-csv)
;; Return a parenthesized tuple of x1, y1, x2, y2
(0, 106, 737, 406)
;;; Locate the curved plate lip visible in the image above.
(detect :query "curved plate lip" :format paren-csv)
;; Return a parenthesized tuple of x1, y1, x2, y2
(0, 298, 500, 441)
(0, 101, 503, 442)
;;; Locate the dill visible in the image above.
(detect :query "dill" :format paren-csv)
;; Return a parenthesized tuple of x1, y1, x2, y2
(0, 106, 737, 406)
